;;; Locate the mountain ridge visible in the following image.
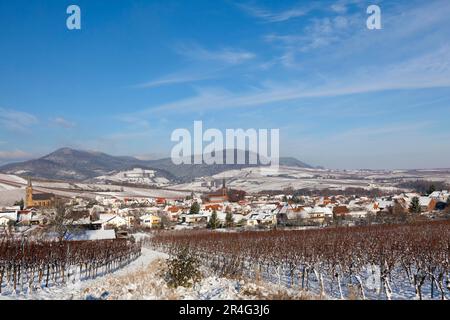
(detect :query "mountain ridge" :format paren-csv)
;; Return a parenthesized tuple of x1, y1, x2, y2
(0, 147, 314, 182)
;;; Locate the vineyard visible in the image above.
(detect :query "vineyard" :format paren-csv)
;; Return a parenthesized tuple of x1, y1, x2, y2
(151, 221, 450, 300)
(0, 238, 141, 296)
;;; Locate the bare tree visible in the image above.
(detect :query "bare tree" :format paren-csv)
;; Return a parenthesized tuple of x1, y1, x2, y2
(44, 199, 87, 241)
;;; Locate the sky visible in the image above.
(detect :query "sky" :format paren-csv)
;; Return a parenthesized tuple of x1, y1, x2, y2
(0, 0, 450, 169)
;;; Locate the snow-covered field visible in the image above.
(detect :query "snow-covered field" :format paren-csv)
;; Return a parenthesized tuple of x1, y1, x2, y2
(0, 173, 26, 206)
(0, 173, 189, 206)
(94, 168, 171, 187)
(170, 166, 391, 193)
(0, 173, 27, 185)
(0, 189, 24, 206)
(170, 166, 450, 193)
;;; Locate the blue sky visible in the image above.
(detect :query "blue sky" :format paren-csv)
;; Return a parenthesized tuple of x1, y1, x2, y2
(1, 0, 450, 169)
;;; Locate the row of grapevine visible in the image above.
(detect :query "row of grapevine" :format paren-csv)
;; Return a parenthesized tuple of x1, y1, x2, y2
(151, 221, 450, 300)
(0, 238, 141, 295)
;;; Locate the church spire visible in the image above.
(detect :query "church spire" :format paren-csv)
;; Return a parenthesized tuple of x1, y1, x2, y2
(222, 178, 226, 197)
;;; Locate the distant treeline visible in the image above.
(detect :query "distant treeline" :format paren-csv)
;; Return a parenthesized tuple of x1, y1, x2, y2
(396, 180, 450, 195)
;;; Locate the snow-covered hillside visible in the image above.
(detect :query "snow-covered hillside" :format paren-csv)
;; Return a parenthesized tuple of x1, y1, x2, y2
(94, 168, 170, 187)
(170, 166, 391, 193)
(0, 173, 26, 206)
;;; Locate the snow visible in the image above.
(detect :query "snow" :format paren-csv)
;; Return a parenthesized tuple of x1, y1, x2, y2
(94, 168, 170, 187)
(0, 183, 18, 191)
(0, 189, 24, 206)
(171, 166, 396, 193)
(65, 229, 116, 241)
(170, 166, 450, 193)
(6, 248, 167, 300)
(0, 173, 27, 184)
(5, 246, 318, 300)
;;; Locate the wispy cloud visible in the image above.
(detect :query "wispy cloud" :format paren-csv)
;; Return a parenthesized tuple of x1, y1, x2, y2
(237, 3, 312, 22)
(133, 44, 255, 89)
(52, 117, 76, 129)
(0, 108, 38, 132)
(0, 149, 32, 160)
(330, 3, 348, 14)
(176, 44, 255, 65)
(133, 73, 213, 89)
(137, 45, 450, 114)
(329, 0, 367, 14)
(330, 121, 435, 141)
(265, 0, 450, 68)
(264, 13, 360, 59)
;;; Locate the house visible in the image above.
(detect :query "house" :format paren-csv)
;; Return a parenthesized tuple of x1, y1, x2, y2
(155, 198, 166, 206)
(308, 206, 332, 224)
(246, 212, 277, 226)
(347, 210, 368, 219)
(419, 197, 437, 212)
(16, 209, 37, 225)
(374, 199, 394, 212)
(274, 203, 304, 222)
(333, 206, 350, 218)
(163, 205, 183, 222)
(312, 206, 333, 217)
(95, 214, 128, 229)
(429, 191, 450, 202)
(180, 213, 209, 225)
(284, 206, 333, 225)
(29, 213, 45, 225)
(0, 211, 17, 226)
(140, 214, 161, 228)
(275, 204, 330, 223)
(204, 204, 223, 212)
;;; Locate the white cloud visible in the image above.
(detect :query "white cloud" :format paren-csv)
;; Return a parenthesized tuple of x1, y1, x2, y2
(275, 0, 449, 63)
(133, 45, 255, 89)
(265, 14, 359, 55)
(137, 45, 450, 114)
(0, 108, 38, 132)
(52, 117, 76, 128)
(177, 44, 255, 65)
(237, 3, 311, 22)
(133, 73, 213, 89)
(331, 3, 348, 14)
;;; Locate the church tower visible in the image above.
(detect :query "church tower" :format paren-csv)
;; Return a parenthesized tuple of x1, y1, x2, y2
(26, 178, 33, 208)
(222, 178, 227, 197)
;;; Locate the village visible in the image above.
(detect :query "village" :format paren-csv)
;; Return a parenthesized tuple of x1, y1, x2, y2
(1, 177, 449, 240)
